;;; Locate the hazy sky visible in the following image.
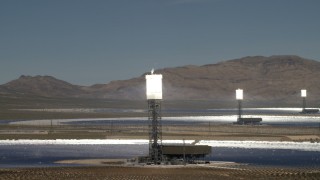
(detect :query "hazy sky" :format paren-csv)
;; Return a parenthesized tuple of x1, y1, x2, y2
(1, 0, 320, 85)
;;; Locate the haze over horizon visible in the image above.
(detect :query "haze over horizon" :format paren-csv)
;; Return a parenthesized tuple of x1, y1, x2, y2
(1, 0, 320, 85)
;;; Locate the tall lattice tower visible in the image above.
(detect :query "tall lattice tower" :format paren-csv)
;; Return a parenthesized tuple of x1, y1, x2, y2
(145, 71, 163, 164)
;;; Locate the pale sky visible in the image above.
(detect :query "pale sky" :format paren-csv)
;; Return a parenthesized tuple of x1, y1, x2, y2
(1, 0, 320, 85)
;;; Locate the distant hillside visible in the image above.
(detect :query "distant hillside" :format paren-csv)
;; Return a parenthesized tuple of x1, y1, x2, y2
(1, 55, 320, 106)
(86, 55, 320, 104)
(160, 55, 320, 102)
(0, 75, 86, 97)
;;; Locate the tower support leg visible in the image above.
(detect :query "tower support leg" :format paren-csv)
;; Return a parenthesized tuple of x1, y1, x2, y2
(148, 99, 162, 164)
(237, 100, 242, 124)
(302, 97, 306, 111)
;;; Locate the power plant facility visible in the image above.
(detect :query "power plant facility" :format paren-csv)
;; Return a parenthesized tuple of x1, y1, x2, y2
(145, 70, 211, 165)
(234, 89, 262, 125)
(142, 70, 318, 165)
(300, 89, 319, 114)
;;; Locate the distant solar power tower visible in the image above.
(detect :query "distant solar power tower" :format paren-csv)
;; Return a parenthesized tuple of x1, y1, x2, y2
(145, 71, 163, 164)
(236, 89, 243, 121)
(301, 89, 307, 111)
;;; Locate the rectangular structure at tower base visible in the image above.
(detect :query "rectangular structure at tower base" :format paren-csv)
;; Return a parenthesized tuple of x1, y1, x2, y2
(161, 145, 211, 158)
(301, 109, 319, 114)
(235, 118, 262, 125)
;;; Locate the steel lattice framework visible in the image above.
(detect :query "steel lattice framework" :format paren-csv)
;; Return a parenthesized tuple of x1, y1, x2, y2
(148, 99, 162, 164)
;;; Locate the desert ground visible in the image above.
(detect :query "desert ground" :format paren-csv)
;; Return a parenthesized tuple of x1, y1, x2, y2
(0, 100, 319, 179)
(1, 121, 320, 179)
(1, 121, 319, 141)
(0, 164, 320, 180)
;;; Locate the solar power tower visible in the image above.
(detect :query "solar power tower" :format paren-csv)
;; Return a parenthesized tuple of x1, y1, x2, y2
(236, 89, 243, 122)
(145, 70, 163, 164)
(301, 89, 307, 111)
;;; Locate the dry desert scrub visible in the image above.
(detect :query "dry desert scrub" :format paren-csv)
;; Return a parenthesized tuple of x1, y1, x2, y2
(0, 166, 320, 180)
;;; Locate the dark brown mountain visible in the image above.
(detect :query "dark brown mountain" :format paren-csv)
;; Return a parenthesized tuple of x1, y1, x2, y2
(87, 55, 320, 104)
(1, 55, 320, 105)
(162, 55, 320, 102)
(0, 75, 86, 97)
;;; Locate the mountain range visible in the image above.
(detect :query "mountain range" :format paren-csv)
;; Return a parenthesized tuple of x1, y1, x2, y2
(1, 55, 320, 106)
